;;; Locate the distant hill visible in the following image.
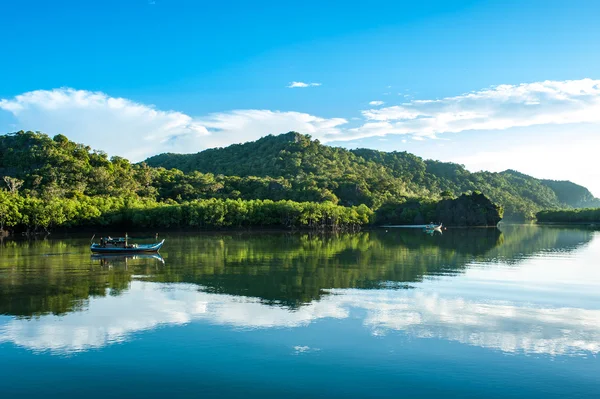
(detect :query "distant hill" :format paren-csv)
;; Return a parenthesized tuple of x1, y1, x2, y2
(540, 179, 600, 208)
(145, 132, 599, 219)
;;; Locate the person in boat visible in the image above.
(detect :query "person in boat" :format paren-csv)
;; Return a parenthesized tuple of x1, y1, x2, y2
(100, 237, 105, 247)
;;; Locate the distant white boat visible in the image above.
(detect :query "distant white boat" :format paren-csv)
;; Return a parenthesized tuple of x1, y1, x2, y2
(425, 223, 443, 231)
(382, 223, 443, 231)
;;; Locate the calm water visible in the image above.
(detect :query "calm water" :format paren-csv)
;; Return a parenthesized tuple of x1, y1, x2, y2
(1, 226, 599, 398)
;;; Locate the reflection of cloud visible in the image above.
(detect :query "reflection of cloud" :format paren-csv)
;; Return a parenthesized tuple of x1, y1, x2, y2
(293, 345, 319, 355)
(1, 279, 599, 356)
(0, 282, 347, 354)
(0, 283, 204, 353)
(337, 290, 600, 356)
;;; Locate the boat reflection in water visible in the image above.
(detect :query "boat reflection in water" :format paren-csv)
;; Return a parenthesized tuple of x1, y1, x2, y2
(91, 253, 165, 267)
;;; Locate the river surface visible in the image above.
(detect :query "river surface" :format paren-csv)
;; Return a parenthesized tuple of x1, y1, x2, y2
(0, 226, 599, 398)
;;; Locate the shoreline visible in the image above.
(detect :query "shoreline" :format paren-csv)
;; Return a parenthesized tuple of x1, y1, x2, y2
(535, 221, 600, 226)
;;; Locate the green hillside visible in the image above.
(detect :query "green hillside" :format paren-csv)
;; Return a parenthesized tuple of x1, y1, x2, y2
(1, 130, 597, 227)
(540, 179, 600, 208)
(146, 132, 599, 219)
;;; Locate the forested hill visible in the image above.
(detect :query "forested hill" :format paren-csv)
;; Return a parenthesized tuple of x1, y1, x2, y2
(1, 130, 597, 222)
(539, 179, 600, 208)
(145, 132, 600, 219)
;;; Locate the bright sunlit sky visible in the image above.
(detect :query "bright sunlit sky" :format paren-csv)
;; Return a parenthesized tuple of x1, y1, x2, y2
(1, 0, 599, 195)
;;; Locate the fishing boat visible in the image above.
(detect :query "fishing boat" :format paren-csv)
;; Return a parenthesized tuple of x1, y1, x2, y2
(90, 234, 165, 254)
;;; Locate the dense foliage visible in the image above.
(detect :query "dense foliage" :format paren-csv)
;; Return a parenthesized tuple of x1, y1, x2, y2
(0, 191, 372, 233)
(2, 130, 597, 230)
(540, 179, 600, 208)
(146, 132, 599, 219)
(536, 208, 600, 223)
(375, 192, 503, 227)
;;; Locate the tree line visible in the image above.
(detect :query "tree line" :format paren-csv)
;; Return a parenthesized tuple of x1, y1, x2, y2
(2, 130, 594, 229)
(536, 208, 600, 223)
(0, 190, 373, 233)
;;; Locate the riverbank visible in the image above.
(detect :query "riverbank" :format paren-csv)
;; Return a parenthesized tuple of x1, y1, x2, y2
(1, 192, 506, 236)
(536, 208, 600, 224)
(0, 196, 373, 235)
(536, 222, 600, 227)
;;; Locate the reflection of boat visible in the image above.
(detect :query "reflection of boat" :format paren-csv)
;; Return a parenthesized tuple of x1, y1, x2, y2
(423, 223, 443, 236)
(424, 228, 443, 236)
(90, 235, 165, 254)
(91, 253, 165, 263)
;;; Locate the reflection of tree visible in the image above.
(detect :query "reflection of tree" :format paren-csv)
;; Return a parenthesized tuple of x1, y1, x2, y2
(0, 240, 147, 317)
(492, 225, 596, 263)
(148, 230, 504, 306)
(0, 227, 596, 316)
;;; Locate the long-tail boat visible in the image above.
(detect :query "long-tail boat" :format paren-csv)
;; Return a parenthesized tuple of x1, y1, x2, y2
(90, 234, 164, 254)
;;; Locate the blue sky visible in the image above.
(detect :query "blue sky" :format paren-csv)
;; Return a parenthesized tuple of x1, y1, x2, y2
(1, 0, 600, 194)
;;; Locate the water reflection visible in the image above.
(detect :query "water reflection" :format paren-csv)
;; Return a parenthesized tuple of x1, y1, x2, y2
(355, 290, 600, 356)
(1, 280, 599, 356)
(0, 226, 599, 356)
(91, 253, 165, 267)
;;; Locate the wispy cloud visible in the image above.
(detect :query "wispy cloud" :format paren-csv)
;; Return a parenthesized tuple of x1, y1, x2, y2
(0, 88, 345, 160)
(1, 79, 600, 163)
(355, 79, 600, 140)
(369, 100, 385, 106)
(287, 81, 321, 88)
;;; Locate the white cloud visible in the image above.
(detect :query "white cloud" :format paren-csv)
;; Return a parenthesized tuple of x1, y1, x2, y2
(0, 88, 345, 160)
(368, 100, 385, 106)
(0, 88, 210, 160)
(354, 79, 600, 141)
(287, 81, 322, 88)
(1, 79, 600, 172)
(195, 109, 346, 148)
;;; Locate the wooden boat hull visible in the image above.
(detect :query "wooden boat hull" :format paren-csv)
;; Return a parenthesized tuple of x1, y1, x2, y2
(90, 240, 165, 254)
